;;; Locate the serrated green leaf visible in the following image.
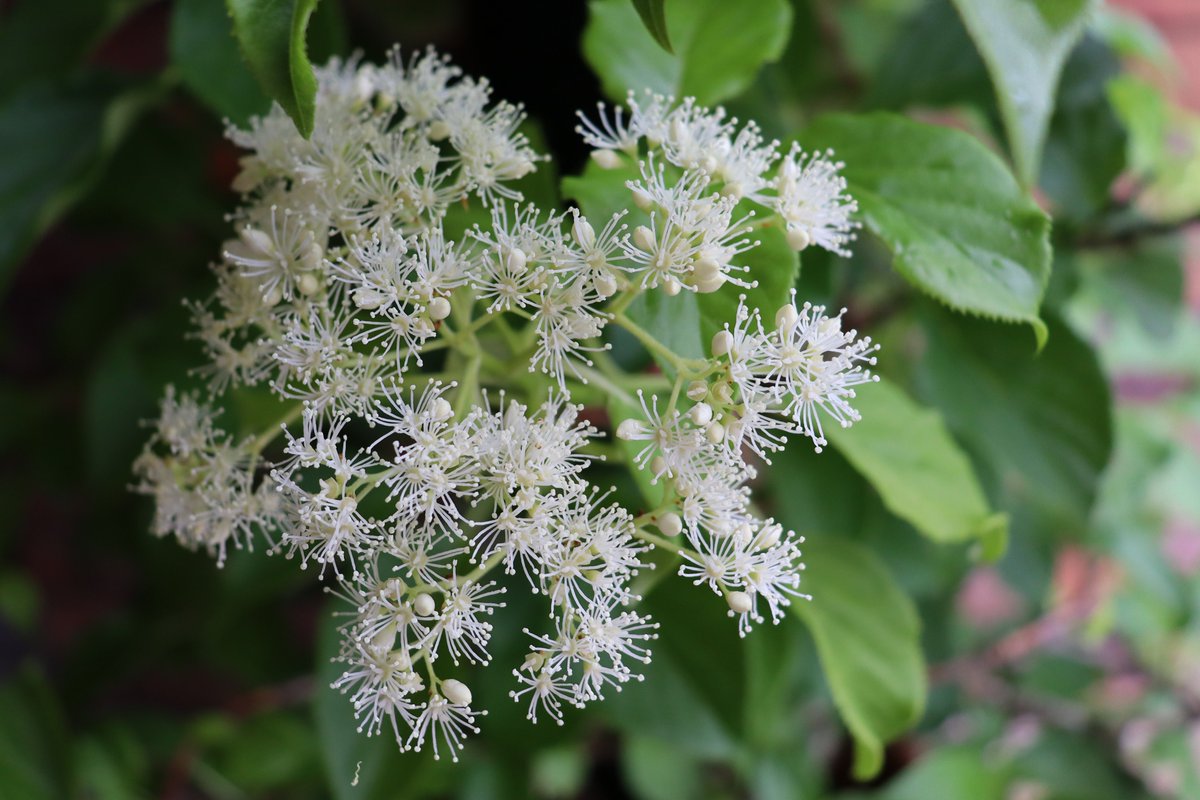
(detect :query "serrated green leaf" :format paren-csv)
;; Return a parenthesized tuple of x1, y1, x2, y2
(583, 0, 792, 106)
(171, 0, 271, 124)
(797, 112, 1051, 345)
(631, 0, 672, 53)
(949, 0, 1098, 187)
(226, 0, 322, 137)
(824, 379, 1007, 547)
(790, 538, 925, 780)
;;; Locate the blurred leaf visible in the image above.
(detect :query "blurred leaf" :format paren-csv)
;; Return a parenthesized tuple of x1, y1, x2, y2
(631, 0, 672, 53)
(1091, 5, 1174, 68)
(1078, 236, 1183, 339)
(916, 310, 1113, 541)
(621, 736, 703, 800)
(825, 379, 1007, 548)
(583, 0, 792, 105)
(0, 667, 72, 800)
(1107, 73, 1169, 176)
(876, 745, 1008, 800)
(798, 113, 1051, 345)
(0, 75, 160, 293)
(226, 0, 322, 137)
(1039, 37, 1127, 222)
(171, 0, 271, 125)
(867, 0, 990, 111)
(791, 538, 926, 780)
(0, 0, 145, 99)
(950, 0, 1098, 186)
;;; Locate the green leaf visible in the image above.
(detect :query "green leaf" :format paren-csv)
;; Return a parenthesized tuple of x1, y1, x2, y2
(226, 0, 322, 137)
(798, 112, 1051, 345)
(0, 666, 72, 800)
(790, 538, 926, 780)
(0, 76, 159, 293)
(879, 745, 1009, 800)
(631, 0, 672, 53)
(171, 0, 271, 125)
(824, 379, 1007, 549)
(1038, 37, 1127, 222)
(583, 0, 792, 105)
(949, 0, 1098, 187)
(915, 310, 1113, 542)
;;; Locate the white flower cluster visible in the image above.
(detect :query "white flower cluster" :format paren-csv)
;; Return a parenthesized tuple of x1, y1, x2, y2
(134, 49, 874, 761)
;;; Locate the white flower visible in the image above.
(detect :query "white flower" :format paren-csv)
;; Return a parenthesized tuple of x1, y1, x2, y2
(773, 144, 859, 255)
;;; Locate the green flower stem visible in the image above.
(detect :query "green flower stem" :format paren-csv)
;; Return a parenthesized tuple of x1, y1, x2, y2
(249, 402, 305, 455)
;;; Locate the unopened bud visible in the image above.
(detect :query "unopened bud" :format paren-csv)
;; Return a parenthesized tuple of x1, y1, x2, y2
(591, 148, 622, 170)
(616, 419, 641, 440)
(507, 247, 527, 273)
(726, 591, 753, 615)
(705, 421, 725, 443)
(787, 227, 811, 251)
(431, 397, 454, 422)
(413, 592, 435, 617)
(650, 455, 667, 476)
(633, 225, 656, 251)
(428, 120, 452, 141)
(775, 303, 798, 331)
(572, 214, 596, 249)
(712, 330, 733, 356)
(631, 186, 654, 211)
(661, 276, 681, 296)
(441, 678, 472, 706)
(240, 227, 274, 254)
(658, 512, 683, 537)
(688, 402, 713, 426)
(592, 271, 618, 298)
(298, 272, 320, 296)
(427, 296, 452, 320)
(686, 381, 708, 401)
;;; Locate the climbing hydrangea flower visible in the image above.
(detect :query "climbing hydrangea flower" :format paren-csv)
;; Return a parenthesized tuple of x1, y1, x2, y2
(133, 48, 876, 761)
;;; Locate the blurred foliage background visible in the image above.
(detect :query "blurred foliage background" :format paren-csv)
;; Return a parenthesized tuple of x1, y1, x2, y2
(2, 0, 1200, 798)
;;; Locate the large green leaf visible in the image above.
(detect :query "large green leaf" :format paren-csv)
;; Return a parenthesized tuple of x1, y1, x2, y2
(798, 112, 1051, 345)
(915, 310, 1113, 542)
(949, 0, 1098, 187)
(790, 538, 926, 780)
(824, 379, 1007, 553)
(171, 0, 271, 125)
(226, 0, 322, 137)
(583, 0, 792, 105)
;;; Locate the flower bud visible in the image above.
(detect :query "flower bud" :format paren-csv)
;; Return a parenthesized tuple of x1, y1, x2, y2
(441, 678, 472, 706)
(650, 455, 667, 476)
(726, 591, 753, 615)
(775, 303, 798, 331)
(695, 273, 725, 293)
(787, 227, 811, 251)
(633, 225, 656, 251)
(712, 382, 733, 404)
(688, 402, 713, 426)
(427, 296, 452, 320)
(661, 276, 681, 296)
(711, 330, 733, 357)
(413, 592, 435, 617)
(616, 419, 641, 440)
(572, 214, 596, 250)
(631, 186, 653, 211)
(686, 380, 708, 402)
(506, 247, 527, 273)
(239, 226, 274, 255)
(431, 397, 454, 422)
(590, 148, 622, 170)
(705, 421, 725, 443)
(298, 272, 321, 296)
(592, 271, 618, 298)
(428, 120, 452, 141)
(658, 512, 683, 537)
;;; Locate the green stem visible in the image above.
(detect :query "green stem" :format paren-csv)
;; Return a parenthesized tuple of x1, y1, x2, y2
(249, 403, 304, 455)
